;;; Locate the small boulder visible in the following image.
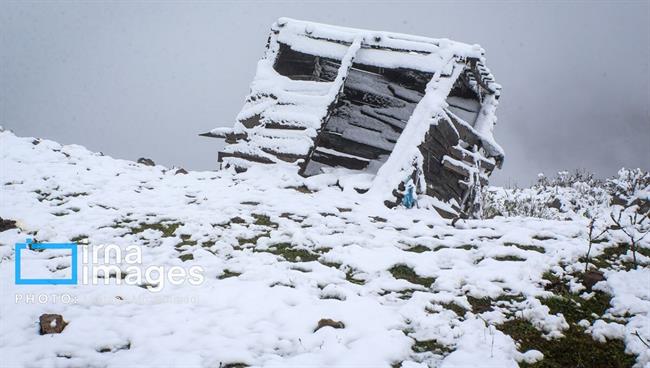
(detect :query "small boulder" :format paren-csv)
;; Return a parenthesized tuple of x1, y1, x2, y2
(39, 314, 67, 334)
(610, 195, 627, 207)
(137, 158, 155, 166)
(314, 318, 345, 332)
(583, 270, 605, 291)
(547, 198, 562, 210)
(175, 168, 188, 175)
(0, 217, 17, 232)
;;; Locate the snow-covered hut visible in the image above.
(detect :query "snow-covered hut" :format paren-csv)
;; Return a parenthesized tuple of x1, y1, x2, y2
(202, 18, 504, 218)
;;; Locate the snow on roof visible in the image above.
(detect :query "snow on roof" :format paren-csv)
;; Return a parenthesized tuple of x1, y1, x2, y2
(274, 17, 486, 73)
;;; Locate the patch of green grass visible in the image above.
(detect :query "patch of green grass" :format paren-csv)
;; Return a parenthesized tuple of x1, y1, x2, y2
(504, 242, 546, 253)
(130, 221, 181, 237)
(178, 234, 197, 245)
(97, 341, 131, 353)
(174, 234, 197, 255)
(543, 295, 607, 324)
(467, 296, 494, 314)
(542, 271, 570, 294)
(438, 302, 467, 317)
(201, 240, 215, 248)
(237, 232, 270, 246)
(220, 363, 249, 368)
(320, 294, 344, 301)
(218, 270, 241, 279)
(466, 294, 525, 315)
(498, 317, 634, 368)
(229, 216, 247, 224)
(389, 265, 435, 287)
(345, 269, 366, 285)
(457, 244, 476, 250)
(70, 235, 88, 243)
(313, 247, 332, 255)
(411, 339, 453, 355)
(494, 255, 526, 262)
(541, 286, 612, 324)
(580, 243, 628, 269)
(397, 289, 416, 300)
(404, 245, 430, 253)
(264, 243, 319, 262)
(108, 218, 135, 229)
(499, 269, 635, 367)
(479, 235, 502, 240)
(34, 189, 50, 202)
(637, 246, 650, 258)
(319, 260, 342, 269)
(178, 253, 194, 262)
(532, 235, 555, 241)
(252, 214, 277, 228)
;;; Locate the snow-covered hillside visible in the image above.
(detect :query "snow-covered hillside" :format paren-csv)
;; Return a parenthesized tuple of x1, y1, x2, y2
(0, 129, 648, 367)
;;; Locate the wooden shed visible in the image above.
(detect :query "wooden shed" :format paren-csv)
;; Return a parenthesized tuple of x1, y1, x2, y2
(201, 18, 504, 218)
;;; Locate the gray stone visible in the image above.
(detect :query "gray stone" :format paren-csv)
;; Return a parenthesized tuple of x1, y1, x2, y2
(137, 158, 155, 166)
(314, 318, 345, 332)
(583, 270, 605, 291)
(39, 314, 67, 335)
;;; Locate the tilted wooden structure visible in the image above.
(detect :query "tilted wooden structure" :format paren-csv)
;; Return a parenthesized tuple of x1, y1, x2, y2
(202, 18, 504, 218)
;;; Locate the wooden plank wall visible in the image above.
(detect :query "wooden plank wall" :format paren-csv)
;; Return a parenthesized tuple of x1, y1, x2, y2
(221, 43, 498, 217)
(306, 58, 431, 172)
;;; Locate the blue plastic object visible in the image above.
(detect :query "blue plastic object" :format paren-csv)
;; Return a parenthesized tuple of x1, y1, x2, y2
(402, 181, 416, 209)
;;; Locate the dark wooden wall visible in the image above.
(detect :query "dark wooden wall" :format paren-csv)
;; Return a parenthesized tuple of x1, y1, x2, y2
(229, 43, 498, 217)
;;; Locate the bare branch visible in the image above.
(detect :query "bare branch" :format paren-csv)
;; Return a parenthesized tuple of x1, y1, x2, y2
(633, 330, 650, 349)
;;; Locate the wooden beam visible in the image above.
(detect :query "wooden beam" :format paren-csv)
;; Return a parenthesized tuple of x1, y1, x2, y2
(468, 58, 496, 95)
(311, 149, 370, 170)
(200, 131, 248, 144)
(318, 131, 391, 160)
(442, 157, 470, 177)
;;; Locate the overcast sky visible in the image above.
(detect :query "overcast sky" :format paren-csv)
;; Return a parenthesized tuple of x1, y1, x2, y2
(1, 1, 648, 186)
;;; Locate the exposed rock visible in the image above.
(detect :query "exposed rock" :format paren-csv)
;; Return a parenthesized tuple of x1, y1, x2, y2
(610, 195, 627, 207)
(314, 318, 345, 332)
(547, 198, 562, 210)
(0, 217, 17, 232)
(175, 168, 188, 175)
(631, 197, 650, 215)
(39, 314, 67, 334)
(97, 341, 131, 353)
(583, 270, 605, 291)
(137, 158, 155, 166)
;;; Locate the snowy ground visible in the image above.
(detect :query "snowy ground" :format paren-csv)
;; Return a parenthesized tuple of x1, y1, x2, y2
(0, 129, 648, 367)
